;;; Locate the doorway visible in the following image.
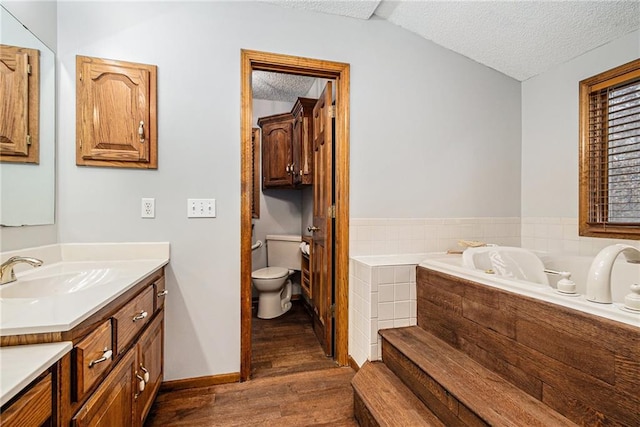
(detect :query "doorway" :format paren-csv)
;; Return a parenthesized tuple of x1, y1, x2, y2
(240, 50, 350, 381)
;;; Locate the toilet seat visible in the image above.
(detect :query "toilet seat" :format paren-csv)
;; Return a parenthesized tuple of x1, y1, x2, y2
(251, 266, 289, 280)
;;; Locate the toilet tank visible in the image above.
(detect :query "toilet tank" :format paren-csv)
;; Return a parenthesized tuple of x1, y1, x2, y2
(266, 234, 302, 270)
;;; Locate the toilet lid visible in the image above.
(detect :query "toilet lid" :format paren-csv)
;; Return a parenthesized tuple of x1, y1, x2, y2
(252, 266, 289, 280)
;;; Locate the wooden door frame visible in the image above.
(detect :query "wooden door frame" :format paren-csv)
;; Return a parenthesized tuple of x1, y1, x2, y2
(240, 49, 350, 381)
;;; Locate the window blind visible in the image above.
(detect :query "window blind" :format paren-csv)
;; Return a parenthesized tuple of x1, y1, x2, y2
(586, 73, 640, 227)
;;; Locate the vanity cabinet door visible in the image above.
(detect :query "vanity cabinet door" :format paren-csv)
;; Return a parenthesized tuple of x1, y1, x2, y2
(0, 373, 52, 427)
(71, 349, 135, 427)
(135, 313, 163, 425)
(0, 44, 39, 164)
(76, 55, 157, 169)
(258, 112, 294, 189)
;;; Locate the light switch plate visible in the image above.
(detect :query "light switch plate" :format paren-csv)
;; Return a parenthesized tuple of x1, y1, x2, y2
(188, 199, 216, 218)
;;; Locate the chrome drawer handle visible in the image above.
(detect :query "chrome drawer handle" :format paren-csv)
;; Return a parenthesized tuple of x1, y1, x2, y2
(88, 348, 113, 368)
(132, 311, 148, 322)
(157, 289, 168, 297)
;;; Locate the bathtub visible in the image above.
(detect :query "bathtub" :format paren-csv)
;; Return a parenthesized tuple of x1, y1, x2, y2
(419, 247, 640, 328)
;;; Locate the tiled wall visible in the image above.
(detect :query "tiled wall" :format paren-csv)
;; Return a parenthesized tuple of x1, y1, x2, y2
(347, 216, 639, 368)
(521, 217, 640, 255)
(349, 255, 427, 368)
(349, 217, 521, 257)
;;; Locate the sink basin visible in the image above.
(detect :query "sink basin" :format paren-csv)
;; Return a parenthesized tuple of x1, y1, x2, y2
(0, 268, 120, 299)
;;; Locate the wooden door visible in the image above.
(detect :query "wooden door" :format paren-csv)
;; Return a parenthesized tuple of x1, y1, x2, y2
(311, 82, 333, 356)
(76, 56, 157, 168)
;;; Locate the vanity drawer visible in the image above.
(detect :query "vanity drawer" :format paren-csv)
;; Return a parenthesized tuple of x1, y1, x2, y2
(154, 276, 167, 312)
(113, 286, 154, 354)
(75, 320, 113, 399)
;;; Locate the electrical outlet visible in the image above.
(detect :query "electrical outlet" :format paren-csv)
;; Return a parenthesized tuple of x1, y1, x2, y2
(141, 198, 155, 218)
(187, 199, 216, 218)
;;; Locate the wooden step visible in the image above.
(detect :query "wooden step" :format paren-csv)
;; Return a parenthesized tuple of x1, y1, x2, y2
(380, 326, 577, 427)
(352, 361, 445, 427)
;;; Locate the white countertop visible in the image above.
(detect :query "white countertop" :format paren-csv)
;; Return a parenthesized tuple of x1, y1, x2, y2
(0, 341, 72, 406)
(0, 243, 170, 406)
(0, 259, 168, 336)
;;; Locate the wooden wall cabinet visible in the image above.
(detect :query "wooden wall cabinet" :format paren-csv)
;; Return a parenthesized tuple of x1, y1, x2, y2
(0, 44, 40, 164)
(258, 97, 316, 189)
(76, 55, 157, 169)
(258, 112, 294, 188)
(291, 98, 316, 186)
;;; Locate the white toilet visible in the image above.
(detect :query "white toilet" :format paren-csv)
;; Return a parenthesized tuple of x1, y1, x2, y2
(252, 234, 302, 319)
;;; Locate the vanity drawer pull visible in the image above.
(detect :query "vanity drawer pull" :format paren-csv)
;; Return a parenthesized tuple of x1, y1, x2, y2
(140, 365, 150, 382)
(136, 373, 146, 392)
(88, 348, 113, 368)
(157, 289, 168, 297)
(132, 311, 148, 322)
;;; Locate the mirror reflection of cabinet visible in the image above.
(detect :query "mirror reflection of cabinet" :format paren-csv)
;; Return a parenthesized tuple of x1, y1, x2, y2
(76, 55, 158, 169)
(0, 6, 55, 227)
(0, 44, 40, 164)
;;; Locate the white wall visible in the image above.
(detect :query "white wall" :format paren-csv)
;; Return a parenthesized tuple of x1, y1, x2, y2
(56, 1, 521, 381)
(521, 30, 640, 254)
(522, 30, 640, 219)
(1, 1, 57, 50)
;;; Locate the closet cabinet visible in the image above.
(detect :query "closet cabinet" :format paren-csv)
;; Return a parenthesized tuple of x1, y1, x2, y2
(258, 97, 316, 189)
(76, 55, 157, 169)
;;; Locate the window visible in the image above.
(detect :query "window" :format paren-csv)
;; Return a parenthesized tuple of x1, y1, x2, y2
(579, 59, 640, 239)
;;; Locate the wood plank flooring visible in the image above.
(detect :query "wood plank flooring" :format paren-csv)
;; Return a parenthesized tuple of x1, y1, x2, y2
(251, 300, 337, 379)
(145, 301, 356, 426)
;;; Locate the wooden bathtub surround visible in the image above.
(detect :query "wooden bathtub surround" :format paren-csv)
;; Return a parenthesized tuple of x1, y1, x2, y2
(415, 266, 639, 426)
(0, 267, 166, 426)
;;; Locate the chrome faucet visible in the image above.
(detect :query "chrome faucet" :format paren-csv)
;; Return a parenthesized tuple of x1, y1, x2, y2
(0, 256, 43, 285)
(586, 244, 640, 304)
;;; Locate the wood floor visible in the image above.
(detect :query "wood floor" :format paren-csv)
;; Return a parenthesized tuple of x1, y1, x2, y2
(145, 301, 357, 426)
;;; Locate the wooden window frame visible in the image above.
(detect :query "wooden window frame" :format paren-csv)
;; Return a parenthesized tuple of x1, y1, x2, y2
(579, 58, 640, 240)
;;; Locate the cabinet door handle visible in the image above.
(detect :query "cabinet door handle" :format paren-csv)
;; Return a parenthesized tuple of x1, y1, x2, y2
(138, 121, 145, 143)
(285, 163, 291, 174)
(136, 374, 146, 392)
(157, 289, 168, 297)
(88, 348, 113, 368)
(132, 311, 148, 322)
(140, 365, 150, 382)
(307, 226, 320, 232)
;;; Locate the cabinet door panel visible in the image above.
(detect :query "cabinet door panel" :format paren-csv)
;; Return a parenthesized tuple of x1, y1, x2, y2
(0, 44, 39, 163)
(76, 56, 157, 168)
(72, 350, 135, 427)
(135, 313, 163, 425)
(258, 113, 294, 188)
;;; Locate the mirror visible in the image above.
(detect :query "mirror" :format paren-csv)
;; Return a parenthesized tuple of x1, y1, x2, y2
(0, 5, 55, 226)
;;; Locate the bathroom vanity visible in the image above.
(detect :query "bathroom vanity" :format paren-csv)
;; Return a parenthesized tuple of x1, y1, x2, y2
(0, 243, 169, 426)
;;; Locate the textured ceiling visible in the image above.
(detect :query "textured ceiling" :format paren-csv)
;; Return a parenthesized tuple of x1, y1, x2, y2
(270, 0, 640, 82)
(253, 71, 316, 101)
